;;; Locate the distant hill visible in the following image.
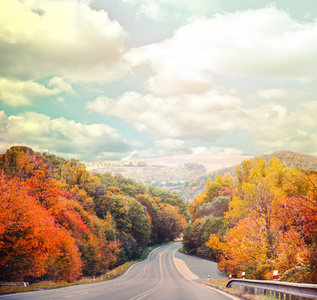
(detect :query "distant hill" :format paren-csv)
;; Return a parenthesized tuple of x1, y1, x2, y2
(181, 150, 317, 201)
(214, 150, 317, 177)
(260, 150, 317, 170)
(85, 151, 317, 202)
(84, 154, 254, 201)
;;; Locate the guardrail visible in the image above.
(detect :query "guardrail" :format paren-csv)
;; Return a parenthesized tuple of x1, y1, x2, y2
(0, 282, 29, 287)
(226, 279, 317, 300)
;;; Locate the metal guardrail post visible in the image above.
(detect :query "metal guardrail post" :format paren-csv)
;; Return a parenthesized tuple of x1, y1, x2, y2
(0, 282, 29, 287)
(226, 279, 317, 300)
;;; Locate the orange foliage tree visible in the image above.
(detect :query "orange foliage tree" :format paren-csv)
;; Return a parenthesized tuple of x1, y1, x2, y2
(206, 158, 317, 283)
(0, 173, 82, 282)
(188, 174, 235, 222)
(0, 147, 121, 281)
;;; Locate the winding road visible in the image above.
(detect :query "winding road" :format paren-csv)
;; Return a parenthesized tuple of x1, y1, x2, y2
(0, 242, 238, 300)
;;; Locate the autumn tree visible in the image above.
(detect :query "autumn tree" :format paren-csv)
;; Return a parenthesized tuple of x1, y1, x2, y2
(206, 157, 317, 282)
(137, 194, 185, 244)
(0, 173, 82, 282)
(1, 146, 188, 281)
(0, 147, 120, 280)
(188, 174, 235, 222)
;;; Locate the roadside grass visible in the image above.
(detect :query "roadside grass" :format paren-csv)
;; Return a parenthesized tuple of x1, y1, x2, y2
(0, 285, 37, 295)
(203, 279, 276, 300)
(137, 243, 162, 261)
(0, 244, 163, 295)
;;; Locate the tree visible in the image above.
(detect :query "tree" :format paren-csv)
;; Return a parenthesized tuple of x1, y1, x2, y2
(157, 203, 184, 243)
(188, 192, 207, 222)
(137, 194, 185, 244)
(183, 216, 224, 259)
(0, 173, 82, 282)
(206, 157, 317, 282)
(127, 199, 151, 249)
(197, 196, 230, 218)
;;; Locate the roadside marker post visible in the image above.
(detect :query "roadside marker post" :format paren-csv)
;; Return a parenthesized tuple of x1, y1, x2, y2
(273, 270, 278, 280)
(207, 275, 210, 281)
(229, 275, 232, 280)
(242, 272, 245, 279)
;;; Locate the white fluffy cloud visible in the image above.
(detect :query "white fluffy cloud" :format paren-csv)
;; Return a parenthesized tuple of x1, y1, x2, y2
(86, 90, 247, 141)
(257, 88, 287, 100)
(154, 138, 192, 156)
(249, 102, 317, 155)
(0, 78, 57, 106)
(146, 72, 213, 97)
(86, 89, 317, 157)
(192, 146, 243, 155)
(48, 77, 77, 96)
(0, 0, 128, 83)
(0, 111, 131, 160)
(127, 6, 317, 96)
(0, 77, 76, 106)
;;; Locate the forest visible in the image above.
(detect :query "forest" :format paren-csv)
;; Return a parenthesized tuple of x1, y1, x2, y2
(179, 150, 317, 202)
(183, 157, 317, 283)
(0, 146, 187, 283)
(2, 146, 317, 285)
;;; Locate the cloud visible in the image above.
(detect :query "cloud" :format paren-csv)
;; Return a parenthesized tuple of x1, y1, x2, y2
(154, 138, 192, 156)
(0, 77, 76, 106)
(48, 77, 77, 96)
(0, 111, 131, 160)
(191, 146, 243, 155)
(86, 90, 247, 141)
(86, 90, 317, 157)
(127, 6, 317, 92)
(257, 88, 287, 100)
(56, 97, 65, 103)
(146, 72, 213, 97)
(0, 78, 57, 106)
(122, 138, 192, 160)
(140, 1, 164, 21)
(0, 0, 128, 83)
(249, 102, 317, 155)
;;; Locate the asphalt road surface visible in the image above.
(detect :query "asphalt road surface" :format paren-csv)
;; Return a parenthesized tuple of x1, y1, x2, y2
(0, 242, 238, 300)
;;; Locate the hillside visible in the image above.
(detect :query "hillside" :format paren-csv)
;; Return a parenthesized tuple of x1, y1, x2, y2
(84, 154, 254, 201)
(182, 153, 317, 283)
(0, 146, 187, 283)
(179, 151, 317, 201)
(85, 151, 317, 201)
(211, 150, 317, 178)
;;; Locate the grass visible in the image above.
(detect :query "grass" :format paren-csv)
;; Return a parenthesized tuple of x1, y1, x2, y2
(0, 244, 163, 295)
(138, 243, 162, 261)
(203, 279, 277, 300)
(0, 285, 37, 295)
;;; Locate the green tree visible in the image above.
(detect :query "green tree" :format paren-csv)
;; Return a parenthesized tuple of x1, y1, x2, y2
(127, 199, 151, 250)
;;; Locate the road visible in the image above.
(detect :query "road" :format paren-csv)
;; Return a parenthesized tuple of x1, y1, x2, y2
(0, 242, 237, 300)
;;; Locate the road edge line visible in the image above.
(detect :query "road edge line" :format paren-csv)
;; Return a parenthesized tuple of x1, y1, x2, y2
(119, 245, 162, 279)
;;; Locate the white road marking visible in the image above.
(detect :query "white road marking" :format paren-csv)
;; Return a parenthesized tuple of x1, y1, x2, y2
(129, 247, 167, 300)
(119, 246, 161, 280)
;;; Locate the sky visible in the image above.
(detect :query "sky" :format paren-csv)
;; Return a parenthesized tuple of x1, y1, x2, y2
(1, 0, 317, 161)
